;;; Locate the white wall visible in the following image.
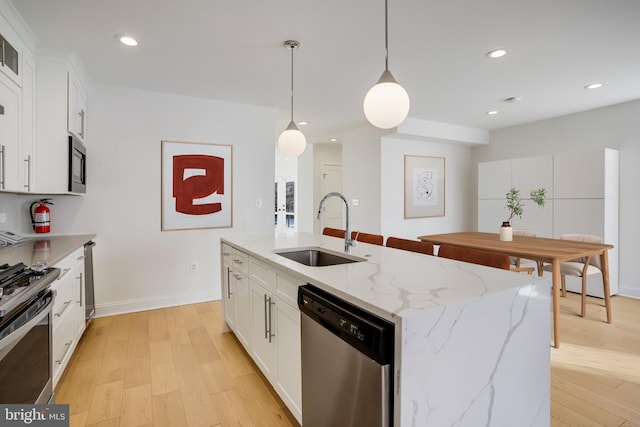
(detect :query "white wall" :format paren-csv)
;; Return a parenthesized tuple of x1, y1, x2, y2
(0, 85, 277, 316)
(342, 125, 386, 233)
(311, 143, 342, 234)
(471, 100, 640, 298)
(380, 137, 473, 240)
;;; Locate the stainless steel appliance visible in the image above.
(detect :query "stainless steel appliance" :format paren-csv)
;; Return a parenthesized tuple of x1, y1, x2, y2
(84, 241, 96, 323)
(0, 262, 60, 404)
(298, 284, 394, 427)
(69, 134, 86, 193)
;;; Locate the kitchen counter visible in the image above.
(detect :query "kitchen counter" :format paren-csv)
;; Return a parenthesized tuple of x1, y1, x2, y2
(0, 234, 96, 266)
(222, 232, 551, 426)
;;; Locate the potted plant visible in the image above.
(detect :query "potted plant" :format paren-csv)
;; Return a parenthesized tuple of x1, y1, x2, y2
(501, 187, 547, 241)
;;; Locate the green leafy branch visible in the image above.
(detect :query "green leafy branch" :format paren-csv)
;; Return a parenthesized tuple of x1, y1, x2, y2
(505, 187, 547, 222)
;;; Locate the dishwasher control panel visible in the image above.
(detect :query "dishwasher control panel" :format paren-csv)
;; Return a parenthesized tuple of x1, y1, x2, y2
(299, 284, 394, 364)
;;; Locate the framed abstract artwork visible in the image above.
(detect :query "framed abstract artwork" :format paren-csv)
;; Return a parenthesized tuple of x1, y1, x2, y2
(161, 140, 233, 231)
(404, 155, 445, 218)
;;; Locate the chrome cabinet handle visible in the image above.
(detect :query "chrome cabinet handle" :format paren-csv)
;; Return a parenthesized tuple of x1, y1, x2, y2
(54, 300, 72, 317)
(264, 294, 268, 339)
(233, 259, 244, 265)
(79, 109, 85, 139)
(55, 341, 73, 365)
(23, 155, 31, 191)
(77, 272, 83, 304)
(0, 145, 5, 189)
(226, 267, 232, 299)
(268, 297, 275, 343)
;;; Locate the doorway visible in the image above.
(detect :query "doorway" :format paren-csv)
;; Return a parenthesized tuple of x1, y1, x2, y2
(318, 164, 343, 233)
(275, 176, 296, 231)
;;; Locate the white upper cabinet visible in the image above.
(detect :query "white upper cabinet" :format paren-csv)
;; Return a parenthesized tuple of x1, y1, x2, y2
(554, 149, 606, 199)
(0, 73, 20, 191)
(512, 155, 554, 199)
(67, 67, 86, 142)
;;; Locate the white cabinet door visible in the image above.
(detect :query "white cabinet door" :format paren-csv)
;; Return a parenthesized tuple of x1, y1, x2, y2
(554, 150, 605, 199)
(71, 257, 86, 340)
(274, 299, 302, 421)
(250, 282, 275, 380)
(20, 51, 35, 192)
(222, 263, 236, 330)
(0, 74, 20, 191)
(512, 155, 554, 199)
(232, 271, 251, 350)
(67, 68, 86, 142)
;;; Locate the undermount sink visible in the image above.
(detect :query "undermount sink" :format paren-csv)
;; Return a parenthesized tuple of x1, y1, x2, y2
(274, 248, 366, 267)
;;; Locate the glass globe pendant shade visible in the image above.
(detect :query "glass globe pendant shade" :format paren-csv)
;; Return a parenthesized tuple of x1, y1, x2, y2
(363, 69, 410, 129)
(278, 121, 307, 157)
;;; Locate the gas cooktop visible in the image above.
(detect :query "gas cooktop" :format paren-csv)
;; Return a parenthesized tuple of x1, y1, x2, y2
(0, 262, 60, 318)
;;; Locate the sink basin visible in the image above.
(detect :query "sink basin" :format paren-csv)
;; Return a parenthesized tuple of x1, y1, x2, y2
(274, 248, 366, 267)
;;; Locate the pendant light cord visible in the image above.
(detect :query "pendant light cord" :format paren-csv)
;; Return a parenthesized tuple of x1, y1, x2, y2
(290, 44, 295, 123)
(384, 0, 389, 71)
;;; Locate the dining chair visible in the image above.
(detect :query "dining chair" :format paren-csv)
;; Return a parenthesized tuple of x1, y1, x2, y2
(511, 229, 542, 276)
(322, 227, 346, 238)
(350, 231, 384, 246)
(386, 237, 434, 255)
(437, 244, 511, 270)
(542, 234, 609, 318)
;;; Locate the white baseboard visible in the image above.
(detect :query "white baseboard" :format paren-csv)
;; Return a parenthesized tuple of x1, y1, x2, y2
(95, 291, 220, 317)
(618, 286, 640, 299)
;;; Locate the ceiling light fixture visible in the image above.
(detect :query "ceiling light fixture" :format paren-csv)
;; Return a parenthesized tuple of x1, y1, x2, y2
(116, 34, 138, 47)
(486, 48, 507, 59)
(277, 40, 306, 158)
(486, 110, 499, 115)
(584, 83, 603, 89)
(363, 0, 410, 129)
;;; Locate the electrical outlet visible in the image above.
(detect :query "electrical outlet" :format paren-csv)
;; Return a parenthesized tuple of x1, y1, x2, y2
(190, 262, 199, 273)
(352, 199, 359, 207)
(256, 198, 263, 208)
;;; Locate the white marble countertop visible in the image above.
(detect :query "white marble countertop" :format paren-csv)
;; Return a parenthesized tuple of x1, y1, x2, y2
(222, 231, 545, 321)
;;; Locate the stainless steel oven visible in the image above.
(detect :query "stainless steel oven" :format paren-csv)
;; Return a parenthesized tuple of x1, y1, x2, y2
(0, 263, 60, 404)
(0, 289, 55, 403)
(69, 134, 86, 193)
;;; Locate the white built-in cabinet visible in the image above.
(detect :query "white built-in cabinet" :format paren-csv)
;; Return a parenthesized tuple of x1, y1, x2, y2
(478, 149, 619, 296)
(51, 247, 86, 387)
(221, 243, 302, 424)
(34, 54, 87, 193)
(0, 21, 35, 193)
(67, 66, 87, 142)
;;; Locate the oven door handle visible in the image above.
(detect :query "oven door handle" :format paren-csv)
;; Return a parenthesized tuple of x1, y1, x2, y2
(0, 292, 54, 360)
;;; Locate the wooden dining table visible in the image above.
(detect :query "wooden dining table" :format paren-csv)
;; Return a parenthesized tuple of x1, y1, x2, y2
(417, 231, 614, 348)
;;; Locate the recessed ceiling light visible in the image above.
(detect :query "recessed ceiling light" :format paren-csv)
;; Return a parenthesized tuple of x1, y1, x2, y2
(486, 110, 499, 115)
(329, 138, 338, 142)
(297, 121, 308, 126)
(486, 48, 507, 59)
(584, 83, 603, 89)
(116, 34, 138, 47)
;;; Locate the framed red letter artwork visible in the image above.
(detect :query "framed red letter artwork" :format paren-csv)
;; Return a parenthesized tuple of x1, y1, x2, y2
(161, 140, 233, 231)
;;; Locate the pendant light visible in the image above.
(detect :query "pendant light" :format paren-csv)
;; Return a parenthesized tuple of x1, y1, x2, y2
(363, 0, 410, 129)
(278, 40, 306, 158)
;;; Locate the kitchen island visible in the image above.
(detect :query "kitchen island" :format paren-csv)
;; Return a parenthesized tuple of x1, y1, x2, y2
(221, 232, 550, 427)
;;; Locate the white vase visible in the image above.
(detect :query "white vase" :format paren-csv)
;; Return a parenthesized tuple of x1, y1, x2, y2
(500, 222, 513, 241)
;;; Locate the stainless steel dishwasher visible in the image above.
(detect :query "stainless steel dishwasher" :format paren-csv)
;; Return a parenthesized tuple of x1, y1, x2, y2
(298, 284, 394, 427)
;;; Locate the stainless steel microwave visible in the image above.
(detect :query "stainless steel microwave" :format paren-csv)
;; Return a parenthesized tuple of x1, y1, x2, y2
(69, 135, 86, 193)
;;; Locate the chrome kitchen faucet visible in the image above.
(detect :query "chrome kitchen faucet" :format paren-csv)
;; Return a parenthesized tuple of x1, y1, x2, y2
(317, 192, 354, 254)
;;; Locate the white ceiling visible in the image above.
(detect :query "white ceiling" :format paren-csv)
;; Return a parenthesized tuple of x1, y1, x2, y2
(10, 0, 640, 143)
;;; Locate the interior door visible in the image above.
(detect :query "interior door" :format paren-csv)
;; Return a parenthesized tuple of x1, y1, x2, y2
(319, 164, 343, 232)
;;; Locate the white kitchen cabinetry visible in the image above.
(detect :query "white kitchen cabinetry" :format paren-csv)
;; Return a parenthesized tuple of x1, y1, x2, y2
(34, 54, 87, 193)
(51, 247, 86, 387)
(220, 243, 302, 424)
(221, 244, 235, 330)
(67, 67, 86, 142)
(0, 73, 20, 191)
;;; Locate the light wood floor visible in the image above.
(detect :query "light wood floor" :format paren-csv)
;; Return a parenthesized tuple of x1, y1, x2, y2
(57, 294, 640, 427)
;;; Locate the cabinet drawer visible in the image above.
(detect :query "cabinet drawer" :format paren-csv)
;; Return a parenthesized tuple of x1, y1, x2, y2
(250, 257, 276, 291)
(52, 314, 74, 385)
(276, 274, 303, 308)
(51, 275, 74, 328)
(232, 249, 249, 275)
(222, 243, 233, 264)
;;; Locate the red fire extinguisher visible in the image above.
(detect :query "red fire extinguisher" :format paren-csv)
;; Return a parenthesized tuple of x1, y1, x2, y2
(30, 199, 54, 234)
